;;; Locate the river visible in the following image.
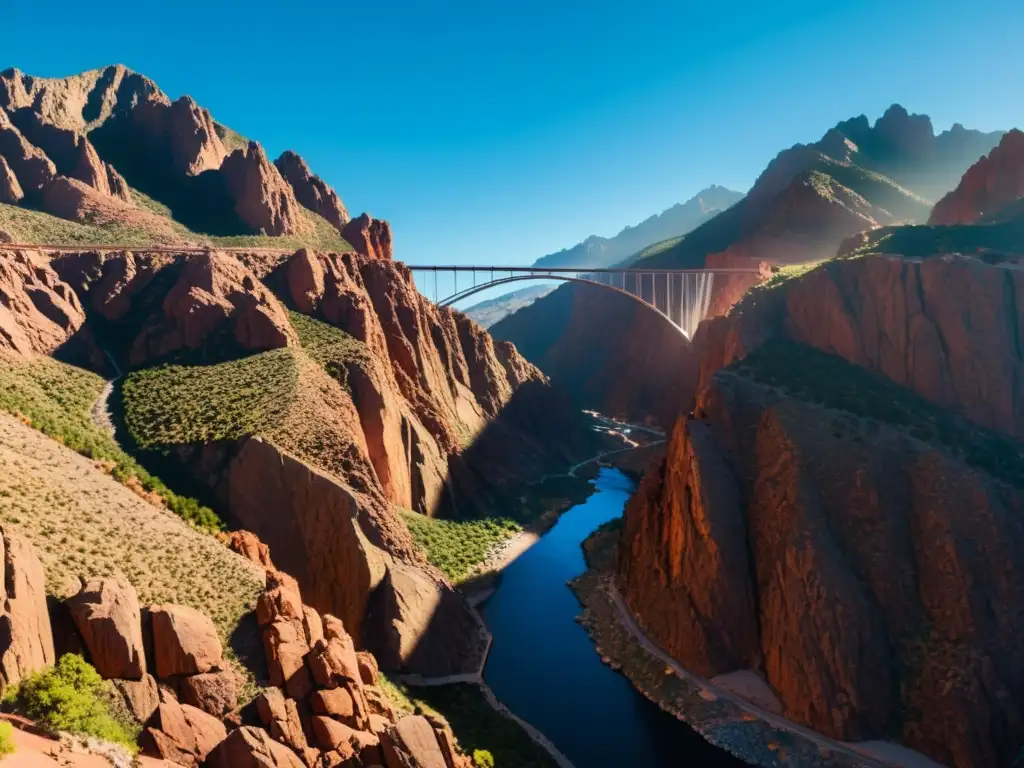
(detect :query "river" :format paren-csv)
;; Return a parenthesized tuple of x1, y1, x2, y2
(481, 467, 745, 768)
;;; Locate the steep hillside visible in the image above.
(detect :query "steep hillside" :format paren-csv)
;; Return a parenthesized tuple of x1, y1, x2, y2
(463, 284, 554, 328)
(0, 65, 392, 257)
(494, 105, 1003, 423)
(618, 244, 1024, 768)
(0, 243, 600, 678)
(533, 185, 743, 269)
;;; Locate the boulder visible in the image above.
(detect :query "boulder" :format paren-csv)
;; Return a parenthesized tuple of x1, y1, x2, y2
(112, 673, 160, 724)
(311, 716, 379, 763)
(141, 697, 227, 765)
(307, 629, 360, 689)
(206, 726, 306, 768)
(224, 530, 275, 569)
(255, 688, 320, 767)
(179, 669, 237, 717)
(219, 142, 308, 236)
(341, 213, 393, 260)
(66, 576, 146, 679)
(356, 650, 379, 686)
(274, 150, 349, 230)
(0, 155, 23, 203)
(310, 681, 372, 732)
(149, 604, 223, 678)
(379, 715, 448, 768)
(0, 526, 55, 690)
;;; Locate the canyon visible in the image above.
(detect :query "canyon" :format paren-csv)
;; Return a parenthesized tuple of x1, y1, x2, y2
(1, 59, 1023, 768)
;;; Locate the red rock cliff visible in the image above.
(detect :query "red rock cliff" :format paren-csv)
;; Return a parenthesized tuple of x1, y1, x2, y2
(619, 250, 1024, 767)
(930, 129, 1024, 225)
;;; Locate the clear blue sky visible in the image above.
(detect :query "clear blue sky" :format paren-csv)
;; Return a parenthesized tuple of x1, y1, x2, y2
(5, 1, 1024, 265)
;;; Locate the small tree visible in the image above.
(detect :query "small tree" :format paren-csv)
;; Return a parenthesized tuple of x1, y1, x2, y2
(473, 749, 495, 768)
(2, 654, 137, 752)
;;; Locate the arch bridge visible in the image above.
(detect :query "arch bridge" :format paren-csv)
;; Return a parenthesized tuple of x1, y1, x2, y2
(407, 265, 760, 338)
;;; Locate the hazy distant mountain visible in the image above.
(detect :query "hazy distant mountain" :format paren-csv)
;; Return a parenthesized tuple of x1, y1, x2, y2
(532, 185, 744, 269)
(463, 284, 556, 328)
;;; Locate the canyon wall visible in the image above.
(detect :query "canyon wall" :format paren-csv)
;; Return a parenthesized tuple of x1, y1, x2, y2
(3, 243, 594, 675)
(618, 251, 1024, 767)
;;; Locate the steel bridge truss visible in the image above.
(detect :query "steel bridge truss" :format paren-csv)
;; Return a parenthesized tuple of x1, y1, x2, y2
(407, 265, 758, 338)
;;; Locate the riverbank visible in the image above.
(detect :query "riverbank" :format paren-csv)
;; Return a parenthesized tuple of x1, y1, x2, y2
(570, 527, 945, 768)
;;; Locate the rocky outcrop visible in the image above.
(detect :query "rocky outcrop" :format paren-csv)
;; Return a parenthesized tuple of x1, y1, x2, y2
(0, 110, 57, 193)
(342, 213, 393, 261)
(0, 155, 23, 203)
(179, 670, 238, 717)
(8, 108, 132, 202)
(127, 95, 229, 177)
(207, 726, 306, 768)
(275, 150, 349, 230)
(220, 142, 308, 236)
(930, 129, 1024, 225)
(0, 65, 166, 133)
(66, 577, 146, 680)
(112, 674, 160, 724)
(224, 438, 481, 676)
(0, 526, 55, 690)
(129, 251, 297, 365)
(140, 691, 228, 765)
(691, 254, 1024, 441)
(0, 249, 87, 357)
(223, 529, 275, 569)
(149, 604, 223, 678)
(380, 715, 470, 768)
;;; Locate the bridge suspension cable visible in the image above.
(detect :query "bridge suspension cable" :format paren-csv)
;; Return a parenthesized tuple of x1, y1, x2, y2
(407, 265, 759, 339)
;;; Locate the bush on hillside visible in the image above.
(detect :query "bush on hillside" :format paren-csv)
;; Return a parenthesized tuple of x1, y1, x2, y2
(2, 655, 139, 752)
(474, 749, 496, 767)
(0, 721, 13, 757)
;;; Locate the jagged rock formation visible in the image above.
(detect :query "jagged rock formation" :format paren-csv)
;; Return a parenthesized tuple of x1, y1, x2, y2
(275, 150, 349, 231)
(0, 526, 55, 690)
(29, 245, 592, 677)
(619, 249, 1024, 768)
(0, 65, 362, 242)
(0, 249, 87, 356)
(342, 213, 393, 260)
(128, 250, 298, 365)
(220, 142, 309, 236)
(9, 108, 132, 202)
(930, 129, 1024, 224)
(0, 155, 23, 203)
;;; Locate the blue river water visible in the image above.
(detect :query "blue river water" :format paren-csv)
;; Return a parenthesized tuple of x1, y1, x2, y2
(481, 468, 743, 768)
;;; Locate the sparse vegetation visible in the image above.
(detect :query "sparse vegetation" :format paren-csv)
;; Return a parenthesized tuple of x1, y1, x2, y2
(401, 511, 521, 582)
(407, 684, 559, 768)
(2, 655, 139, 752)
(0, 354, 221, 530)
(732, 338, 1024, 486)
(123, 349, 300, 447)
(290, 311, 370, 391)
(122, 344, 370, 490)
(1, 197, 351, 252)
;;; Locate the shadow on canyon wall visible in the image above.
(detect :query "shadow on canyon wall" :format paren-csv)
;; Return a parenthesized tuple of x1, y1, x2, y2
(491, 282, 698, 429)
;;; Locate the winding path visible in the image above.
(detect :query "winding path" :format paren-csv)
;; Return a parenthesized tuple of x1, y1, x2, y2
(605, 582, 940, 768)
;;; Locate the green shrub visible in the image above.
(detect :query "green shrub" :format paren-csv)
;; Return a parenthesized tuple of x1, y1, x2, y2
(0, 721, 13, 757)
(2, 655, 138, 752)
(400, 512, 521, 582)
(474, 748, 496, 768)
